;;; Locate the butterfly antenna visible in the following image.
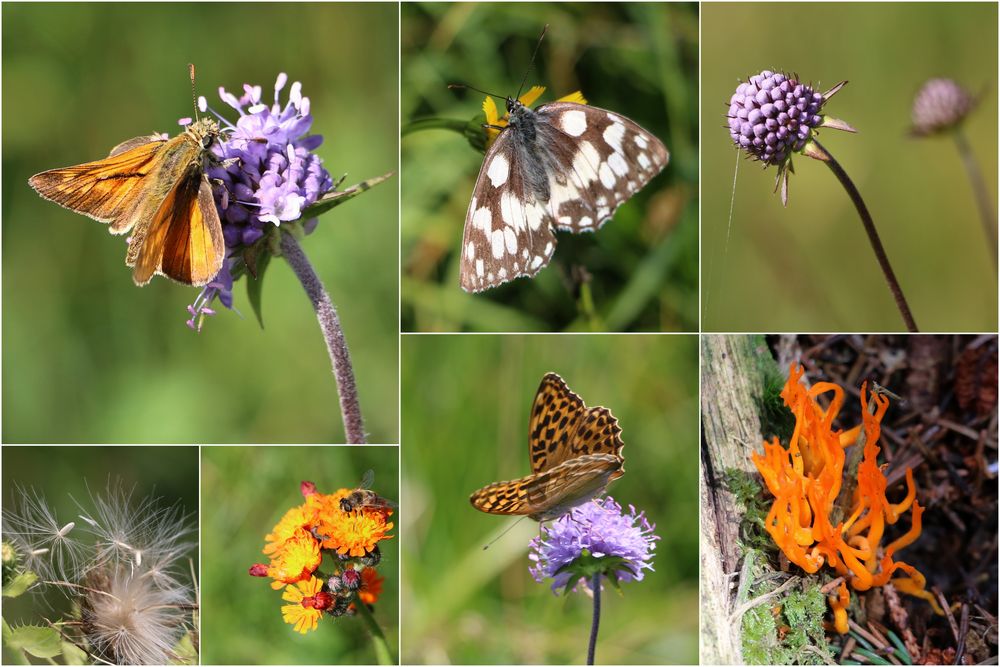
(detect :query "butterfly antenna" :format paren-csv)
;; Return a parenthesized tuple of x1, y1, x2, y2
(482, 516, 530, 550)
(515, 24, 549, 101)
(448, 83, 505, 101)
(188, 63, 200, 121)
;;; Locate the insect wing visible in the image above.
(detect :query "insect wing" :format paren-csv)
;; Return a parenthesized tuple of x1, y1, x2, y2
(459, 130, 557, 293)
(28, 138, 169, 232)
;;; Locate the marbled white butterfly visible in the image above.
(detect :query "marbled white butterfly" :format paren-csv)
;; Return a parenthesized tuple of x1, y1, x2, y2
(459, 31, 669, 293)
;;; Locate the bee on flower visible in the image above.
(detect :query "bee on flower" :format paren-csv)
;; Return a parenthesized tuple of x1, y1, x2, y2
(248, 478, 394, 637)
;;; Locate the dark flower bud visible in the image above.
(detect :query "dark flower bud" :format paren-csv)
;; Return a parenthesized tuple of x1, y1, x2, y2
(248, 563, 269, 577)
(341, 568, 362, 591)
(360, 545, 381, 567)
(302, 591, 334, 611)
(327, 595, 352, 617)
(300, 481, 318, 497)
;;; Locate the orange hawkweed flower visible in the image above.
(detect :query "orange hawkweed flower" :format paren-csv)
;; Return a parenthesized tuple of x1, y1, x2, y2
(751, 364, 941, 634)
(315, 492, 394, 557)
(266, 527, 321, 590)
(263, 505, 311, 556)
(281, 576, 325, 634)
(358, 567, 384, 605)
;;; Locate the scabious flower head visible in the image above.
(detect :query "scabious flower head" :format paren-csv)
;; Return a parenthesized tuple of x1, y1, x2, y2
(528, 496, 659, 594)
(910, 78, 976, 137)
(185, 73, 335, 330)
(727, 70, 854, 204)
(728, 71, 829, 166)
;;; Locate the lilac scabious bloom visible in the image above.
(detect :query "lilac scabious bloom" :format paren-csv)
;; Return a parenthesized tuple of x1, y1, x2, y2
(528, 496, 658, 594)
(727, 70, 854, 205)
(728, 71, 833, 167)
(910, 78, 976, 137)
(185, 73, 335, 330)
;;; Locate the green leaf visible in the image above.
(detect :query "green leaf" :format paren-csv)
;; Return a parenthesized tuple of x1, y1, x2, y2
(300, 172, 394, 219)
(5, 624, 62, 659)
(172, 630, 197, 665)
(2, 571, 37, 598)
(246, 250, 272, 329)
(60, 639, 88, 665)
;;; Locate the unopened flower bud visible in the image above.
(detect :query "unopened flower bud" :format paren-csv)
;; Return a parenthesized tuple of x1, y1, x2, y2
(248, 563, 269, 577)
(300, 481, 318, 497)
(360, 545, 381, 567)
(341, 568, 361, 591)
(302, 591, 334, 611)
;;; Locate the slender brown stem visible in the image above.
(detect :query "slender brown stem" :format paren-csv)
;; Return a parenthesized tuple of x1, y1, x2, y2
(279, 231, 367, 443)
(953, 128, 998, 272)
(814, 139, 919, 332)
(587, 572, 602, 665)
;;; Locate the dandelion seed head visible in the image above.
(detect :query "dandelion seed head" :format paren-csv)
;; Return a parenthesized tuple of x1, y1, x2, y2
(3, 480, 196, 664)
(2, 484, 85, 582)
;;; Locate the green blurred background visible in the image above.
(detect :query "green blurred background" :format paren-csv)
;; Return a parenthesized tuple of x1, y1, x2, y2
(401, 2, 698, 332)
(702, 2, 998, 332)
(401, 334, 699, 664)
(2, 445, 199, 663)
(2, 4, 399, 443)
(201, 445, 399, 665)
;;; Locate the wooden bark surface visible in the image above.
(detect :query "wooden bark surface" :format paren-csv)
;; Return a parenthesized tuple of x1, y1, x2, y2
(699, 335, 771, 665)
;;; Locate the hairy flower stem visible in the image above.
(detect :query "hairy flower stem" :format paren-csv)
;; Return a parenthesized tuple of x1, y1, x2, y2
(813, 140, 919, 332)
(587, 572, 602, 665)
(953, 128, 998, 271)
(279, 231, 367, 443)
(354, 596, 394, 665)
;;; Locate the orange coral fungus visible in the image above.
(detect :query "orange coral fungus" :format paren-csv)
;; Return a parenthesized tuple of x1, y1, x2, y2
(751, 364, 943, 634)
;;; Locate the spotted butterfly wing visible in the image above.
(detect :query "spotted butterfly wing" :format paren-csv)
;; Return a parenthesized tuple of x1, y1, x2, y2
(528, 372, 624, 475)
(460, 100, 669, 292)
(470, 372, 625, 522)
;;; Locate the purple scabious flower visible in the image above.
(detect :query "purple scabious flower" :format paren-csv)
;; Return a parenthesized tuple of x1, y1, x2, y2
(728, 71, 828, 167)
(910, 78, 976, 137)
(184, 73, 335, 330)
(727, 70, 855, 205)
(528, 496, 659, 594)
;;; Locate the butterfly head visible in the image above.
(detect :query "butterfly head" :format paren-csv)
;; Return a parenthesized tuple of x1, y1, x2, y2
(186, 118, 222, 150)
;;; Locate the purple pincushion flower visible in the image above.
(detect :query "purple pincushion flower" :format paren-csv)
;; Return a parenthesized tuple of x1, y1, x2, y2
(184, 73, 335, 330)
(528, 496, 659, 594)
(726, 70, 855, 205)
(910, 78, 976, 137)
(728, 71, 830, 166)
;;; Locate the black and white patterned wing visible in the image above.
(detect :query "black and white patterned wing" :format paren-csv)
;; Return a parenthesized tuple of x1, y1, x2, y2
(532, 102, 669, 233)
(459, 131, 557, 293)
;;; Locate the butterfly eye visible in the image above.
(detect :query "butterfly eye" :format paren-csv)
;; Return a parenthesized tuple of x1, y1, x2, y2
(202, 135, 215, 149)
